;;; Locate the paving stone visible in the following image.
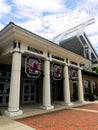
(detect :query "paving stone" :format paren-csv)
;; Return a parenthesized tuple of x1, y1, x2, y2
(17, 103, 98, 130)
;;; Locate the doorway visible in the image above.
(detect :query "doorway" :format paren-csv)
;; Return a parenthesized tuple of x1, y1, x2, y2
(51, 79, 63, 101)
(0, 80, 10, 106)
(22, 79, 37, 104)
(72, 82, 78, 101)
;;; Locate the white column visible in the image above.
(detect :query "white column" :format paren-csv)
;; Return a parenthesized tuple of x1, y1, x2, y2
(63, 65, 73, 106)
(78, 68, 85, 103)
(5, 52, 23, 117)
(40, 59, 54, 110)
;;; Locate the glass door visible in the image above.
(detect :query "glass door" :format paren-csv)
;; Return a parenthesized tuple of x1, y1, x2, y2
(0, 81, 10, 106)
(22, 79, 36, 104)
(0, 82, 5, 106)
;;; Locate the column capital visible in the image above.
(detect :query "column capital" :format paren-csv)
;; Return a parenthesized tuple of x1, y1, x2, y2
(78, 66, 83, 70)
(65, 63, 69, 66)
(45, 58, 50, 61)
(77, 63, 84, 70)
(11, 48, 22, 54)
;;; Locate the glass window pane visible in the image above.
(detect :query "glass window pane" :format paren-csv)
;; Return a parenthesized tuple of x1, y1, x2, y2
(30, 95, 35, 101)
(24, 95, 29, 101)
(24, 85, 29, 94)
(0, 96, 3, 103)
(0, 83, 4, 94)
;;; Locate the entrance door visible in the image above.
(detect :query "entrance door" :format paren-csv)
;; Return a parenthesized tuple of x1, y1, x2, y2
(0, 81, 10, 106)
(22, 79, 37, 104)
(73, 82, 78, 101)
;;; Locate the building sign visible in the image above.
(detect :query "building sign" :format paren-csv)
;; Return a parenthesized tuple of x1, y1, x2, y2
(52, 55, 64, 61)
(27, 46, 43, 54)
(70, 68, 77, 81)
(25, 56, 41, 78)
(52, 63, 62, 80)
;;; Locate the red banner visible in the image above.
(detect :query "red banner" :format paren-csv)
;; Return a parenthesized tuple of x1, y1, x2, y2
(70, 68, 77, 81)
(52, 63, 62, 80)
(25, 56, 41, 78)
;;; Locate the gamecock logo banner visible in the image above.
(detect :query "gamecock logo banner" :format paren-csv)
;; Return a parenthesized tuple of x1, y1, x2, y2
(70, 68, 77, 81)
(52, 63, 62, 80)
(25, 56, 41, 78)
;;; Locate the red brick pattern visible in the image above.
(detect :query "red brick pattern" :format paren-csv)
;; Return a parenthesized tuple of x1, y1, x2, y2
(78, 103, 98, 111)
(17, 104, 98, 130)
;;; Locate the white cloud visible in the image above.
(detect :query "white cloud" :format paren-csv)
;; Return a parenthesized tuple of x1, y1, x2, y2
(0, 0, 11, 18)
(89, 35, 98, 47)
(13, 0, 65, 15)
(0, 0, 98, 52)
(17, 19, 43, 33)
(85, 14, 98, 50)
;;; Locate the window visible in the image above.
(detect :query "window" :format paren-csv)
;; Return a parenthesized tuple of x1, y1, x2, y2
(84, 80, 90, 93)
(92, 81, 97, 94)
(84, 80, 90, 100)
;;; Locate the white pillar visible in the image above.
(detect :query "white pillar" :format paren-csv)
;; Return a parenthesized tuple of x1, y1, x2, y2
(78, 68, 85, 103)
(5, 52, 23, 117)
(40, 59, 54, 110)
(63, 65, 73, 106)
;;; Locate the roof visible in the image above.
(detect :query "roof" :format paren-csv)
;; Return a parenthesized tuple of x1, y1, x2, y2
(82, 69, 98, 76)
(52, 18, 98, 63)
(0, 22, 89, 64)
(60, 32, 98, 62)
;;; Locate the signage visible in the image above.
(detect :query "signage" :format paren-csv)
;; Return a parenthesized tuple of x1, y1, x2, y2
(70, 68, 77, 81)
(25, 56, 41, 78)
(52, 55, 64, 61)
(27, 46, 43, 54)
(52, 63, 62, 80)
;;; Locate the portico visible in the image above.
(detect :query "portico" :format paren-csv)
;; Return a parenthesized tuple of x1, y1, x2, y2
(0, 22, 88, 117)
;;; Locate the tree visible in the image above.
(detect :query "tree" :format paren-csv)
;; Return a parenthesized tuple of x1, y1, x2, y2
(95, 66, 98, 73)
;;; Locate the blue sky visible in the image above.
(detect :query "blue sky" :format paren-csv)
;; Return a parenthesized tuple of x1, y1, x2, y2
(0, 0, 98, 53)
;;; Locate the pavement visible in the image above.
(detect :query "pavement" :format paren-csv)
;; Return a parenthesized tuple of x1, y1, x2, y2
(0, 101, 98, 130)
(17, 103, 98, 130)
(0, 116, 36, 130)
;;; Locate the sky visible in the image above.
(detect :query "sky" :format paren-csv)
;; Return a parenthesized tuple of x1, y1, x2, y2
(0, 0, 98, 53)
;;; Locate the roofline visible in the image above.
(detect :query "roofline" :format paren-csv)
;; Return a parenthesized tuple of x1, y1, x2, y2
(0, 21, 89, 63)
(83, 32, 98, 58)
(82, 69, 98, 76)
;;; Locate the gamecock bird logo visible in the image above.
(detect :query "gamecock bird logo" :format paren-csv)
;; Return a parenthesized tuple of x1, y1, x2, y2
(52, 63, 62, 80)
(25, 56, 41, 78)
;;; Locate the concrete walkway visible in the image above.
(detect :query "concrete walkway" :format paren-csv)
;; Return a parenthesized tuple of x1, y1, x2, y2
(0, 116, 36, 130)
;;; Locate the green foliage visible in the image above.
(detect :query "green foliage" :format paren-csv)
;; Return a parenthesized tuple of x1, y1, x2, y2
(95, 66, 98, 73)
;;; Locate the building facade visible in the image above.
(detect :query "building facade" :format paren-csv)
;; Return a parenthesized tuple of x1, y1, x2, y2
(0, 22, 97, 117)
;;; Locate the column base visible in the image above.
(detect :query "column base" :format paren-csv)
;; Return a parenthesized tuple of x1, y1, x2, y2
(62, 102, 73, 106)
(77, 100, 86, 104)
(4, 110, 23, 117)
(40, 105, 54, 110)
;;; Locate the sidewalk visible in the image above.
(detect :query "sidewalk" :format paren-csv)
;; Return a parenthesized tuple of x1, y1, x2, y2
(0, 101, 98, 130)
(17, 102, 98, 130)
(0, 116, 36, 130)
